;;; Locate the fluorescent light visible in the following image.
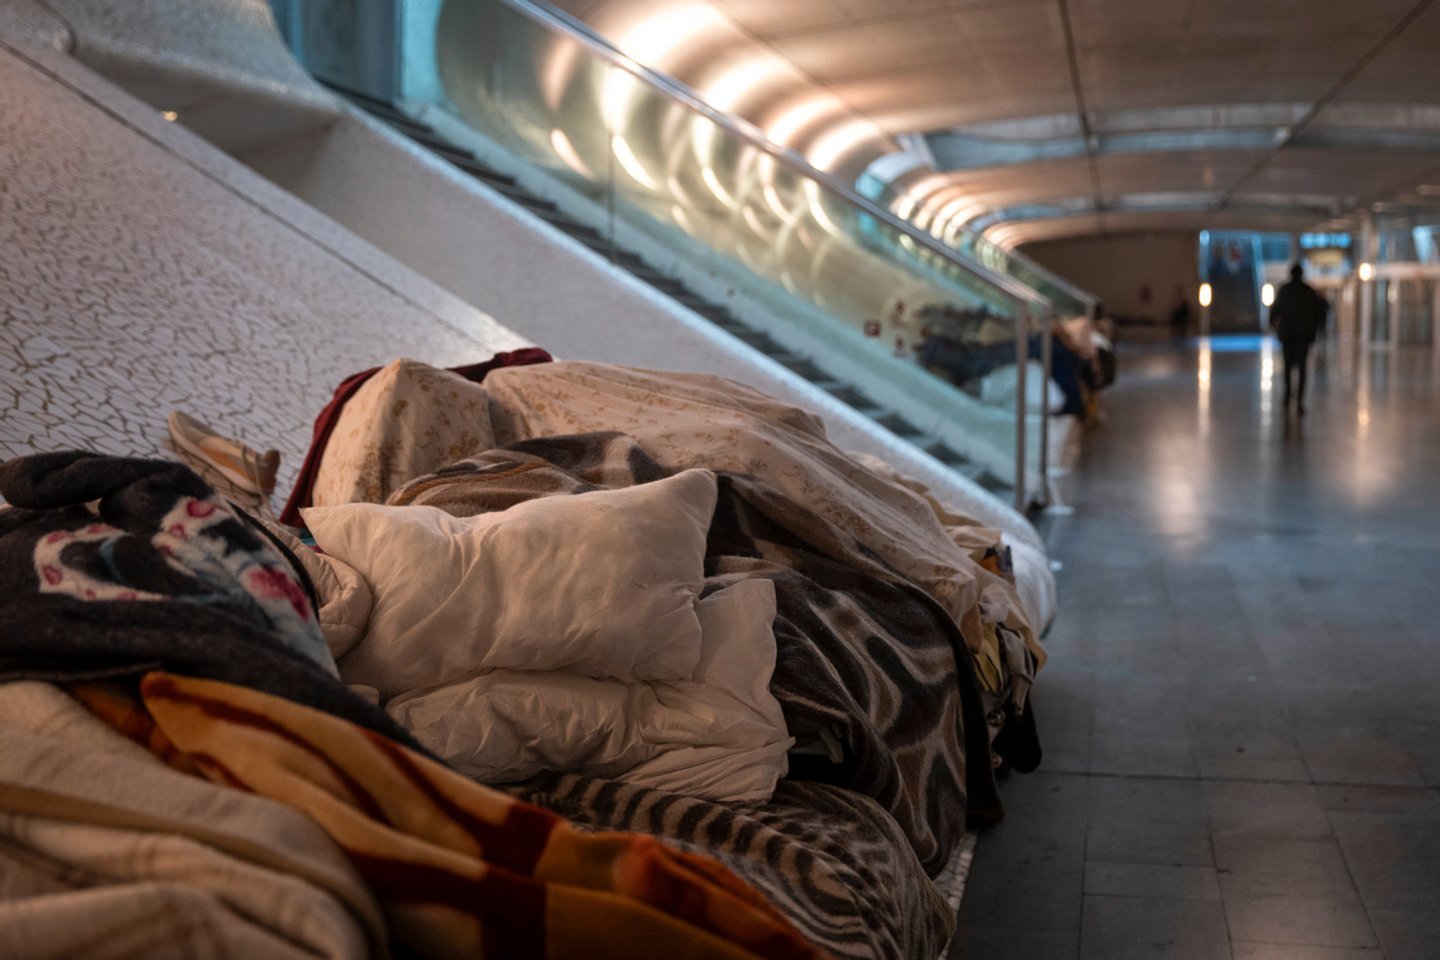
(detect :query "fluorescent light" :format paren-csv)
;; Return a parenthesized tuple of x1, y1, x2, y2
(1261, 283, 1275, 306)
(1199, 282, 1213, 307)
(701, 166, 737, 210)
(763, 183, 796, 224)
(550, 129, 593, 178)
(612, 136, 659, 191)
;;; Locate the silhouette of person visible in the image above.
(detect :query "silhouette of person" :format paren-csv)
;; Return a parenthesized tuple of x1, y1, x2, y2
(1269, 263, 1328, 413)
(1169, 285, 1192, 340)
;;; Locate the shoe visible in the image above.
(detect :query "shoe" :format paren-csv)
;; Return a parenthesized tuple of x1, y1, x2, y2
(167, 411, 280, 498)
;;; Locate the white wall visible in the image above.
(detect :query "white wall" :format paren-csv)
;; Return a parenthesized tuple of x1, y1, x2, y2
(1024, 232, 1199, 324)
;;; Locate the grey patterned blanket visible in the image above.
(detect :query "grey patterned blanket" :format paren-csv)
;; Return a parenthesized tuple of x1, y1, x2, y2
(510, 773, 952, 960)
(390, 432, 999, 877)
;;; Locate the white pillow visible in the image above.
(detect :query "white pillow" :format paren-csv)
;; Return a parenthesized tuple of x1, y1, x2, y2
(304, 469, 717, 700)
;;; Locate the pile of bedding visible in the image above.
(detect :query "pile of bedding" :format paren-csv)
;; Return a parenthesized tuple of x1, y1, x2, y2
(0, 354, 1048, 959)
(0, 449, 825, 960)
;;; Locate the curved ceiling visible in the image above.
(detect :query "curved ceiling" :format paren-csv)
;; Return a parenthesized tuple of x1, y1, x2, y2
(545, 0, 1440, 247)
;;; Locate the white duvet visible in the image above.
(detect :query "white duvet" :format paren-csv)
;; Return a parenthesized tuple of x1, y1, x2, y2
(386, 580, 792, 801)
(286, 471, 793, 804)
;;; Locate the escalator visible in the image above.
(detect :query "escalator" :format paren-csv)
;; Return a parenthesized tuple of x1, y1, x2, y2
(328, 83, 1012, 493)
(1207, 243, 1262, 333)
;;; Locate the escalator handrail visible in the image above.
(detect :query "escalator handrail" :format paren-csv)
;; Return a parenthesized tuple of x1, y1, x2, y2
(496, 0, 1054, 315)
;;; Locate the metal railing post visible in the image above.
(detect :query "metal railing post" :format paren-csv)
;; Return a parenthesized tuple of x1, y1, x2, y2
(1038, 309, 1052, 507)
(1014, 306, 1030, 511)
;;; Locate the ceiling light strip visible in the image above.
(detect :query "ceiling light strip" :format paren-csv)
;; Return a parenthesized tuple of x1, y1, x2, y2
(1055, 0, 1106, 232)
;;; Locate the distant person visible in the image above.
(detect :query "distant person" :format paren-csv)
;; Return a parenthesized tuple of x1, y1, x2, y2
(1168, 286, 1192, 339)
(1269, 263, 1328, 413)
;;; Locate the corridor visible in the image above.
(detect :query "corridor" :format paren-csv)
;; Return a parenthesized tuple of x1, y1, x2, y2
(955, 336, 1440, 959)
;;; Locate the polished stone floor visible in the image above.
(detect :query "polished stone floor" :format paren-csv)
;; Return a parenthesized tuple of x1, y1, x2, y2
(954, 334, 1440, 960)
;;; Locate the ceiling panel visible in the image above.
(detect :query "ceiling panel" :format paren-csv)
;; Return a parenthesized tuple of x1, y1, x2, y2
(830, 0, 956, 20)
(1320, 0, 1440, 107)
(707, 0, 858, 35)
(940, 156, 1099, 207)
(1096, 150, 1257, 197)
(1072, 0, 1422, 115)
(1245, 147, 1440, 201)
(1008, 207, 1324, 246)
(554, 0, 1440, 240)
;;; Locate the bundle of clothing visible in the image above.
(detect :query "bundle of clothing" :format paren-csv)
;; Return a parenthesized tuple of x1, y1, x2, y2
(0, 353, 1046, 960)
(914, 303, 1116, 419)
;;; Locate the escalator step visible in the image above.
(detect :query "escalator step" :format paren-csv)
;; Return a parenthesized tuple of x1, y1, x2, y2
(413, 137, 480, 163)
(574, 234, 616, 254)
(688, 306, 737, 325)
(555, 223, 605, 243)
(731, 329, 781, 351)
(693, 303, 736, 320)
(443, 155, 518, 188)
(921, 437, 957, 459)
(323, 82, 402, 113)
(645, 279, 693, 296)
(773, 354, 830, 382)
(975, 471, 1012, 494)
(467, 167, 518, 188)
(395, 124, 462, 150)
(871, 411, 925, 438)
(349, 105, 434, 137)
(530, 206, 582, 226)
(703, 314, 743, 331)
(824, 384, 879, 412)
(323, 84, 421, 126)
(953, 461, 987, 480)
(388, 117, 435, 138)
(921, 439, 977, 471)
(482, 181, 535, 203)
(627, 266, 679, 284)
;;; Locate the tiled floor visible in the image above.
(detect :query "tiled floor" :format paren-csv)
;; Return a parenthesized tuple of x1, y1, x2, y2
(953, 335, 1440, 959)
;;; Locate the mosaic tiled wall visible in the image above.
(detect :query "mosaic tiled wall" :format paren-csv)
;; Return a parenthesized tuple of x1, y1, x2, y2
(0, 41, 527, 493)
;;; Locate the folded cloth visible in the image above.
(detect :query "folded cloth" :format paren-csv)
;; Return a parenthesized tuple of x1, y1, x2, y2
(80, 672, 828, 960)
(0, 450, 419, 750)
(388, 433, 996, 874)
(279, 349, 552, 525)
(0, 680, 384, 960)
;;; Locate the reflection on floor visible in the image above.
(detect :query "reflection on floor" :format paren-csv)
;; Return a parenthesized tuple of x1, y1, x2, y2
(954, 335, 1440, 960)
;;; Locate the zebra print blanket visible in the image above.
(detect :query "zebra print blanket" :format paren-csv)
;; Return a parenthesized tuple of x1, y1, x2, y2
(509, 773, 953, 960)
(390, 432, 999, 877)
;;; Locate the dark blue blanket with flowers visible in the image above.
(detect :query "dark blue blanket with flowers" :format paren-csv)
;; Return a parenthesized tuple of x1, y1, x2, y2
(0, 450, 415, 745)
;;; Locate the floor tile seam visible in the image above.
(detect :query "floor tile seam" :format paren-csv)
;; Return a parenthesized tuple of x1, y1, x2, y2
(1323, 807, 1391, 951)
(1031, 767, 1439, 793)
(0, 40, 495, 352)
(1155, 561, 1209, 780)
(1080, 877, 1224, 905)
(1077, 750, 1095, 953)
(1227, 935, 1384, 951)
(1210, 829, 1240, 949)
(1081, 891, 1226, 904)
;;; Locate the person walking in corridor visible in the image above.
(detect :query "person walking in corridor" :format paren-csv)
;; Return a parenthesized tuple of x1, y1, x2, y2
(1269, 263, 1328, 413)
